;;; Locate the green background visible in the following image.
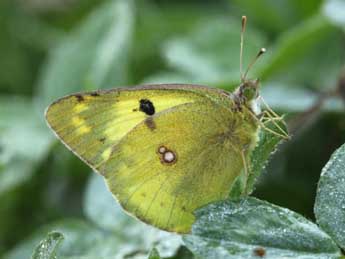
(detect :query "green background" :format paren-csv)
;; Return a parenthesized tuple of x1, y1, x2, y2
(1, 0, 345, 258)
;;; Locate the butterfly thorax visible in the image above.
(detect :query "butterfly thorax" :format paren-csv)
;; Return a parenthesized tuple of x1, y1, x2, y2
(209, 79, 261, 160)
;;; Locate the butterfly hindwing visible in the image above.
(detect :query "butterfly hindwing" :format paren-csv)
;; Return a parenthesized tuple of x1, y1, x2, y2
(102, 99, 258, 233)
(45, 85, 209, 172)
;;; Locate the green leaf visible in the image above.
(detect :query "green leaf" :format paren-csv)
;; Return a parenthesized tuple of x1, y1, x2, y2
(0, 96, 52, 196)
(184, 197, 341, 259)
(31, 232, 64, 259)
(315, 143, 345, 250)
(36, 0, 134, 111)
(148, 248, 161, 259)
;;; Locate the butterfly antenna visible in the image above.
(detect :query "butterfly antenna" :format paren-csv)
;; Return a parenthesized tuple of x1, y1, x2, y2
(240, 16, 247, 82)
(243, 48, 266, 80)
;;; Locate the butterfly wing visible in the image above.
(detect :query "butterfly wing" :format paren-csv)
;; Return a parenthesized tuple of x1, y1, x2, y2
(102, 98, 258, 233)
(45, 85, 212, 172)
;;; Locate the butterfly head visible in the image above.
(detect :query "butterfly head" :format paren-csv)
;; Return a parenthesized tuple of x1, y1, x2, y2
(240, 78, 259, 102)
(232, 78, 260, 113)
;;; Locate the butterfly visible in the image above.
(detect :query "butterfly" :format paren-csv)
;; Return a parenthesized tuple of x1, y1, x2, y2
(45, 16, 288, 234)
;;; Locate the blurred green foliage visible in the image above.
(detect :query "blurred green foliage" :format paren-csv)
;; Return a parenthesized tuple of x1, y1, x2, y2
(1, 0, 345, 258)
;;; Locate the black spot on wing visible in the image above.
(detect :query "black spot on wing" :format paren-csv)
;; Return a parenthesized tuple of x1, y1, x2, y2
(99, 137, 106, 143)
(139, 99, 155, 115)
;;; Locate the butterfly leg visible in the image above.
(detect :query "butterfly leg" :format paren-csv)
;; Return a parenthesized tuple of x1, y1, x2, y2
(259, 96, 289, 139)
(248, 109, 289, 140)
(260, 112, 284, 123)
(260, 110, 289, 139)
